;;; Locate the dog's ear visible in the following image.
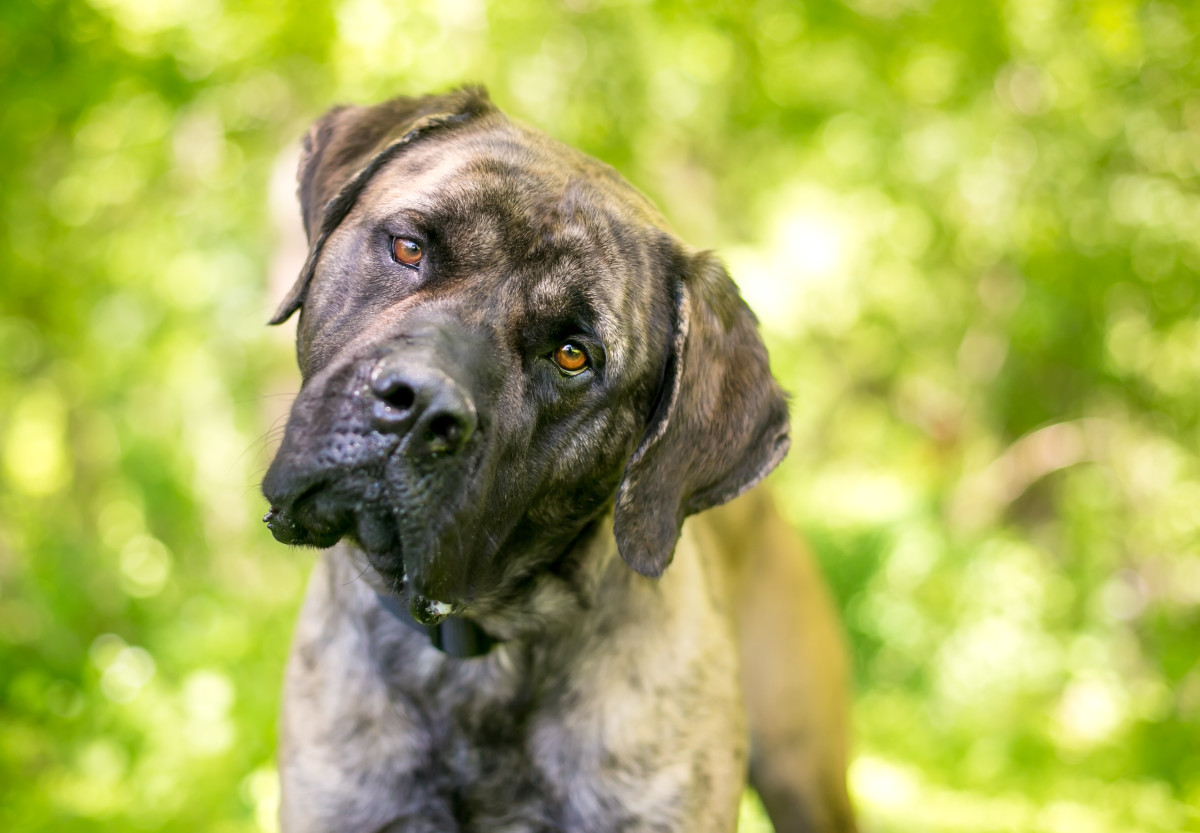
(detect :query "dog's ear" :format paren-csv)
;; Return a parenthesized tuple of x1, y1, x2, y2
(613, 252, 790, 577)
(270, 87, 496, 325)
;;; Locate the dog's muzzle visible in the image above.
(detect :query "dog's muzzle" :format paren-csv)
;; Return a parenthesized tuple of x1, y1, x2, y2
(262, 317, 493, 624)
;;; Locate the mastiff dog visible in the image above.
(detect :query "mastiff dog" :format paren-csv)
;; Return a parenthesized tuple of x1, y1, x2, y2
(262, 87, 854, 833)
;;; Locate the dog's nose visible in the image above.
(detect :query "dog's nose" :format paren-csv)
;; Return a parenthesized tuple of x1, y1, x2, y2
(369, 359, 477, 455)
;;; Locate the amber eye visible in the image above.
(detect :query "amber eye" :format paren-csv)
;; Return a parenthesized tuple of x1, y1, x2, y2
(392, 237, 422, 267)
(552, 343, 589, 375)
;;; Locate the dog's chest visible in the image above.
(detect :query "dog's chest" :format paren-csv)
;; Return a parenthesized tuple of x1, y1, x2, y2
(411, 659, 554, 820)
(387, 629, 737, 832)
(281, 544, 745, 832)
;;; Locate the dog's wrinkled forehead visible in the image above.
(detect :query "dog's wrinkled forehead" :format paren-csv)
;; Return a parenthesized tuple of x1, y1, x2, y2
(321, 122, 675, 373)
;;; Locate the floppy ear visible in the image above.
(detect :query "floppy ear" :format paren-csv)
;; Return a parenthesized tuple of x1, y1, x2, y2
(269, 87, 496, 325)
(612, 252, 790, 577)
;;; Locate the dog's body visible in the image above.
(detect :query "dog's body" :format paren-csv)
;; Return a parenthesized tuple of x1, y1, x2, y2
(263, 88, 854, 832)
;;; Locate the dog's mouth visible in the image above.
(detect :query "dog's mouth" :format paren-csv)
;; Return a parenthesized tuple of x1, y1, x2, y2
(263, 487, 348, 549)
(263, 464, 484, 626)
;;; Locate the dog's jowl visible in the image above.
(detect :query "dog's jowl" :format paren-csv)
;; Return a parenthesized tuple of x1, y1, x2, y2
(262, 87, 855, 833)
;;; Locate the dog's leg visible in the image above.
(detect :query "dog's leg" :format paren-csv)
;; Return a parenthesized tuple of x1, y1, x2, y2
(706, 491, 857, 833)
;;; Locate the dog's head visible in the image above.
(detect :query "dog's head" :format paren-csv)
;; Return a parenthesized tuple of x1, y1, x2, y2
(263, 87, 788, 625)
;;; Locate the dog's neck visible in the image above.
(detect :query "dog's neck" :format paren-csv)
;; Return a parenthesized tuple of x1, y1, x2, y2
(347, 511, 629, 654)
(470, 512, 625, 641)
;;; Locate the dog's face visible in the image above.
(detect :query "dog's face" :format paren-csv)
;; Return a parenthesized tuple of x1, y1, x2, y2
(263, 89, 788, 625)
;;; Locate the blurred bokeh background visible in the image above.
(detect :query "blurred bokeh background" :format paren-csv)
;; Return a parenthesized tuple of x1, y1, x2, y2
(2, 0, 1198, 830)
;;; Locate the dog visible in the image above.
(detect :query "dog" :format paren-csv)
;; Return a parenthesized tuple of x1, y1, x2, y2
(262, 87, 855, 833)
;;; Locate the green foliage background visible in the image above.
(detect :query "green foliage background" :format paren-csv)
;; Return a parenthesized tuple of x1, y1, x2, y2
(2, 0, 1198, 830)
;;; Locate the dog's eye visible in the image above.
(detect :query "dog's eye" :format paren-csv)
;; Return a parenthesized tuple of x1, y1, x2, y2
(552, 343, 589, 375)
(391, 237, 422, 268)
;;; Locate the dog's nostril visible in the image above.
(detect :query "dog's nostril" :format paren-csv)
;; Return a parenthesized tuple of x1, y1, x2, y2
(428, 412, 469, 451)
(373, 378, 416, 412)
(385, 384, 415, 411)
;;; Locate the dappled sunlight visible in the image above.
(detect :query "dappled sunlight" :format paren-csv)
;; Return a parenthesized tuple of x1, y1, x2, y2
(3, 0, 1199, 830)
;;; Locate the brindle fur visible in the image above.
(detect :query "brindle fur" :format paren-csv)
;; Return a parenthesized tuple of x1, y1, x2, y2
(263, 87, 854, 832)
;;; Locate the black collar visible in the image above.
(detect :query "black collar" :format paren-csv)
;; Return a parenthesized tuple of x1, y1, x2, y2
(375, 593, 501, 658)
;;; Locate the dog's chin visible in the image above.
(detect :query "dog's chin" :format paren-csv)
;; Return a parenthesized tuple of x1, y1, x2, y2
(268, 472, 481, 622)
(347, 505, 469, 627)
(353, 537, 473, 627)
